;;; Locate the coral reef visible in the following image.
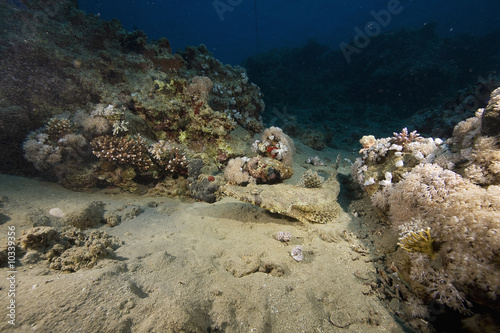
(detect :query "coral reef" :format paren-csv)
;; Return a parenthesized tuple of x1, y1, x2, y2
(1, 0, 266, 196)
(411, 74, 500, 138)
(244, 28, 500, 150)
(352, 89, 500, 314)
(149, 140, 189, 175)
(23, 115, 96, 189)
(351, 128, 448, 196)
(221, 171, 341, 224)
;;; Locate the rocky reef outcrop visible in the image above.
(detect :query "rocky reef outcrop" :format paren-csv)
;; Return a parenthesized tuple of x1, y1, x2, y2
(1, 0, 266, 195)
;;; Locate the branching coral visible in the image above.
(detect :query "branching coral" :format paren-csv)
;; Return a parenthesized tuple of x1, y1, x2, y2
(45, 117, 72, 141)
(149, 140, 189, 175)
(391, 127, 422, 150)
(91, 135, 153, 171)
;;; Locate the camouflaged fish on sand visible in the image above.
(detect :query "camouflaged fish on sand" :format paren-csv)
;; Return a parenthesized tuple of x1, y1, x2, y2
(221, 170, 341, 223)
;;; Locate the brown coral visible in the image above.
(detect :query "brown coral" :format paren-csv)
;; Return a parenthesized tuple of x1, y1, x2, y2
(186, 76, 213, 102)
(391, 127, 422, 149)
(149, 140, 189, 175)
(91, 135, 153, 171)
(45, 117, 72, 141)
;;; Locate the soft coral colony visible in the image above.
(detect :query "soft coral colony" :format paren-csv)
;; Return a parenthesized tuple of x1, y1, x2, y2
(352, 88, 500, 316)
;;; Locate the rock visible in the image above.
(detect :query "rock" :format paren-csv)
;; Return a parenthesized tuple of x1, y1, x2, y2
(481, 87, 500, 136)
(64, 201, 105, 229)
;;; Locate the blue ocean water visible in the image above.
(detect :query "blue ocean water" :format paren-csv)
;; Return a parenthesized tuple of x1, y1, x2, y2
(78, 0, 500, 64)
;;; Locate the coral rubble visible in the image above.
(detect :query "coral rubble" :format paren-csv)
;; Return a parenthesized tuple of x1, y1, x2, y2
(19, 226, 121, 272)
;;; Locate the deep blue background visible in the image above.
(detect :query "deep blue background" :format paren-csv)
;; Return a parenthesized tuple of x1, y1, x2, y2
(78, 0, 500, 65)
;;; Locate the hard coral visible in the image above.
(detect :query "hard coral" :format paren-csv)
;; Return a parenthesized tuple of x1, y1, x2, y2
(391, 127, 422, 149)
(186, 76, 213, 102)
(91, 135, 153, 171)
(149, 140, 189, 175)
(46, 117, 72, 141)
(353, 90, 500, 315)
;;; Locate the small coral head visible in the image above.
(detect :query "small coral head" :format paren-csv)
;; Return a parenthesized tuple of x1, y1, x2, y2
(392, 127, 421, 148)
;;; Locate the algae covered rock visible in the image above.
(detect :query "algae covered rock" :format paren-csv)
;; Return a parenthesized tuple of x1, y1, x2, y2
(48, 230, 120, 272)
(64, 201, 105, 229)
(18, 226, 121, 272)
(481, 87, 500, 136)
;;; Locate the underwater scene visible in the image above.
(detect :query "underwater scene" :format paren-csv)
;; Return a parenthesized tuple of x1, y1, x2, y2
(1, 0, 500, 332)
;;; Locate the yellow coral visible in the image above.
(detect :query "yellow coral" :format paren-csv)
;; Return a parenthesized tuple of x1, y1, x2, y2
(178, 130, 188, 144)
(154, 79, 165, 91)
(398, 227, 437, 259)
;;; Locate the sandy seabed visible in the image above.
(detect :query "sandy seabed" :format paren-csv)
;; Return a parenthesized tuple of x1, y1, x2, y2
(0, 147, 406, 332)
